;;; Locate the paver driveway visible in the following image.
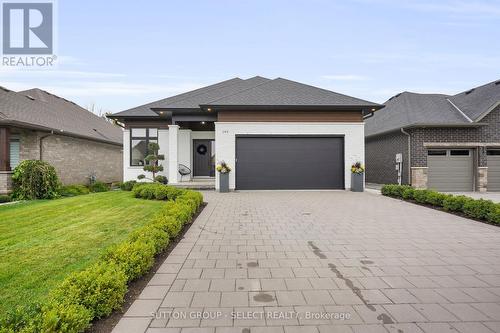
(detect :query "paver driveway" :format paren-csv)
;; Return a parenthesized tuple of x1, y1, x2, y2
(112, 191, 500, 333)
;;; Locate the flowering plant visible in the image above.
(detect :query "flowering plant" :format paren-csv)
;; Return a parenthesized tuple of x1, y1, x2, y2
(216, 161, 231, 174)
(351, 162, 365, 174)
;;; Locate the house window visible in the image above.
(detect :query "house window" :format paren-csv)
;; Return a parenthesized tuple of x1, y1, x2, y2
(9, 136, 20, 169)
(450, 150, 470, 156)
(130, 128, 158, 166)
(427, 150, 446, 156)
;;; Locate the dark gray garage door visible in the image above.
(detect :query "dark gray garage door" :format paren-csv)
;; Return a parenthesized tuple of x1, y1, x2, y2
(427, 149, 473, 192)
(235, 136, 344, 190)
(487, 150, 500, 191)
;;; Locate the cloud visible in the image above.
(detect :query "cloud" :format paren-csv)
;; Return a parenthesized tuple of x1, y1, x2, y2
(321, 74, 370, 81)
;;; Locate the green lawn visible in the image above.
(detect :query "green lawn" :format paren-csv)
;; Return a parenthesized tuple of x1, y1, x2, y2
(0, 191, 165, 315)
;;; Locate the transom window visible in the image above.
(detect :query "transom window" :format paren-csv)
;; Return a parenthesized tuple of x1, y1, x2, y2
(427, 150, 446, 156)
(130, 128, 158, 166)
(450, 150, 470, 156)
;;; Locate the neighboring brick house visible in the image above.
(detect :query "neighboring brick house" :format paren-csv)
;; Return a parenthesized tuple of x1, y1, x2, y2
(365, 79, 500, 192)
(0, 87, 123, 194)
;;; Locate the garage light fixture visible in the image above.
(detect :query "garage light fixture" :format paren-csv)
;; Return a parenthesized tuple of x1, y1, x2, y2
(207, 108, 212, 112)
(201, 121, 206, 124)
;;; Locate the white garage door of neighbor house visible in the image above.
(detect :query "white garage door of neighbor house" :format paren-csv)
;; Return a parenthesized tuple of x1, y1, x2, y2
(427, 149, 473, 192)
(487, 149, 500, 192)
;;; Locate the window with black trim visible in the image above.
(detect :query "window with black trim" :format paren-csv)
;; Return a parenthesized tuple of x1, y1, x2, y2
(130, 128, 158, 166)
(487, 150, 500, 156)
(450, 150, 469, 156)
(428, 150, 446, 156)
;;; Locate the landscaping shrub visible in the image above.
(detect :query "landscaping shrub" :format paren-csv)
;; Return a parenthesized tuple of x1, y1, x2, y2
(11, 160, 60, 200)
(462, 198, 496, 220)
(401, 187, 415, 200)
(129, 224, 170, 253)
(152, 214, 183, 238)
(154, 175, 168, 184)
(50, 262, 127, 319)
(380, 184, 411, 198)
(424, 190, 448, 206)
(36, 301, 92, 333)
(132, 183, 188, 201)
(486, 204, 500, 224)
(59, 185, 90, 197)
(100, 240, 155, 282)
(119, 180, 136, 191)
(413, 189, 430, 204)
(0, 195, 11, 203)
(442, 195, 470, 212)
(382, 184, 500, 225)
(88, 181, 109, 193)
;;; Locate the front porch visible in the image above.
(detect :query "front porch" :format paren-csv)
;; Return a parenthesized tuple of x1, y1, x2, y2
(124, 118, 217, 186)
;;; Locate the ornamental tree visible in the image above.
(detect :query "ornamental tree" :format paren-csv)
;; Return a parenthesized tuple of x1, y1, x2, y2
(138, 142, 165, 182)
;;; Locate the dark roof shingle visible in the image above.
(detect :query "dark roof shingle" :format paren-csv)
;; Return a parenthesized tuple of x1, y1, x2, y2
(448, 79, 500, 121)
(111, 76, 381, 118)
(0, 87, 122, 145)
(204, 77, 380, 107)
(365, 92, 471, 137)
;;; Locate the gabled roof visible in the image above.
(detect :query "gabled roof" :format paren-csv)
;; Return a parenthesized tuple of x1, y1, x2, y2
(365, 78, 500, 137)
(365, 92, 472, 137)
(203, 78, 380, 108)
(448, 79, 500, 121)
(0, 87, 122, 145)
(110, 76, 382, 118)
(111, 77, 248, 117)
(156, 76, 270, 109)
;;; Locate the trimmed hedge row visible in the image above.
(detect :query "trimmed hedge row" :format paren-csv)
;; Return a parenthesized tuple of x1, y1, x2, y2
(381, 184, 500, 224)
(0, 186, 203, 333)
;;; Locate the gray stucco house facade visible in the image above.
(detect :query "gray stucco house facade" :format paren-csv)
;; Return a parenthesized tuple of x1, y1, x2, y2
(365, 79, 500, 192)
(0, 87, 123, 194)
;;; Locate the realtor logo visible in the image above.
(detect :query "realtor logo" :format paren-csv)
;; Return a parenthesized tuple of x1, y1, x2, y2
(1, 0, 56, 66)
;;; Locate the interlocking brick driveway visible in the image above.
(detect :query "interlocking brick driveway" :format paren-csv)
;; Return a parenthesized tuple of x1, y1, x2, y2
(112, 191, 500, 333)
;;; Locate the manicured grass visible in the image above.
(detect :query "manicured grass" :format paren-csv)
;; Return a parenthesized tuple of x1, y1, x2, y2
(0, 191, 165, 315)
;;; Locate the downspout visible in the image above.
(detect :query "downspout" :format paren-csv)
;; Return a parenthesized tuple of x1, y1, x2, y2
(400, 128, 411, 185)
(39, 131, 54, 160)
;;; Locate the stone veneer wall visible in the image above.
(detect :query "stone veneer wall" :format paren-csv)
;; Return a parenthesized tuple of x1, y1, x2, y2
(0, 171, 12, 195)
(365, 130, 409, 184)
(15, 129, 123, 185)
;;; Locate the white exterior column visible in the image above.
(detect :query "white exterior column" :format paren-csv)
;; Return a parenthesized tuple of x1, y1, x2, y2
(168, 125, 179, 184)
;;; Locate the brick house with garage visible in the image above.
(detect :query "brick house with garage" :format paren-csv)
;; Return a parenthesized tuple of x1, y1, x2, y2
(0, 87, 123, 194)
(365, 79, 500, 192)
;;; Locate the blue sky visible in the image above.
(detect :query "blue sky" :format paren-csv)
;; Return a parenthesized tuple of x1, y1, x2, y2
(2, 0, 500, 114)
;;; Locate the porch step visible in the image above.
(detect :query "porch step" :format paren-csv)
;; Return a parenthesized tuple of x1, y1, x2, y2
(170, 180, 215, 190)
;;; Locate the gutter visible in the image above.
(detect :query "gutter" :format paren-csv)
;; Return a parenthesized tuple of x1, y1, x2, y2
(39, 131, 53, 160)
(400, 128, 411, 185)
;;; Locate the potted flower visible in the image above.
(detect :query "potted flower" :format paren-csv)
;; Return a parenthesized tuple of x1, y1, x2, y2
(216, 161, 231, 192)
(350, 162, 365, 192)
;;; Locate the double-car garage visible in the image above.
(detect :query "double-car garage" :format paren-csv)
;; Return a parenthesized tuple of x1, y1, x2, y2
(235, 136, 345, 190)
(427, 148, 500, 192)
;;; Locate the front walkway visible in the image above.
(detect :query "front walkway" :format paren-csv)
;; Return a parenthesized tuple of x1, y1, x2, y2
(112, 191, 500, 333)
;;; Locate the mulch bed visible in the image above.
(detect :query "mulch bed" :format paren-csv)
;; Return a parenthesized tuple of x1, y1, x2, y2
(88, 202, 207, 333)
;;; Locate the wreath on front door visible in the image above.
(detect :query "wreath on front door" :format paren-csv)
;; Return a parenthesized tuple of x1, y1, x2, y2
(197, 144, 207, 155)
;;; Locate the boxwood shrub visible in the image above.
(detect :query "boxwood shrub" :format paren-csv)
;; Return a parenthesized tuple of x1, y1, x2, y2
(119, 180, 137, 191)
(0, 187, 203, 332)
(381, 184, 499, 225)
(59, 185, 90, 197)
